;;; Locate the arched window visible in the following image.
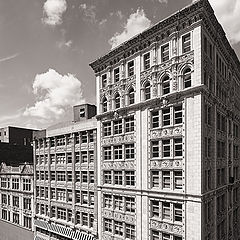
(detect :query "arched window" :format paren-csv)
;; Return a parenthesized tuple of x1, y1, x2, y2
(102, 97, 107, 113)
(144, 82, 151, 100)
(115, 93, 120, 109)
(129, 88, 135, 105)
(183, 68, 191, 88)
(162, 75, 170, 95)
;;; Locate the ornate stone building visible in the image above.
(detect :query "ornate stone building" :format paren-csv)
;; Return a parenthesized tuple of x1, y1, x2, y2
(33, 104, 98, 240)
(89, 0, 240, 239)
(0, 162, 34, 240)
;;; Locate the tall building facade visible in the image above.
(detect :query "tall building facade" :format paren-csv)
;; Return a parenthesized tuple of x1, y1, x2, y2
(0, 162, 34, 240)
(90, 0, 240, 239)
(33, 104, 98, 240)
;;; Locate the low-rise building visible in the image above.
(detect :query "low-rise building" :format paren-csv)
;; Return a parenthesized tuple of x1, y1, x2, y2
(0, 162, 34, 240)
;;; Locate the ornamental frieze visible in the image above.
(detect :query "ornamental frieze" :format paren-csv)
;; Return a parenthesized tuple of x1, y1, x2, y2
(150, 219, 183, 235)
(102, 134, 135, 146)
(150, 126, 182, 139)
(103, 210, 135, 224)
(102, 160, 135, 170)
(150, 159, 182, 169)
(56, 166, 66, 171)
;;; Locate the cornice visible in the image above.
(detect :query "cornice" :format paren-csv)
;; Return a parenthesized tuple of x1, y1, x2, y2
(89, 0, 205, 74)
(96, 85, 205, 121)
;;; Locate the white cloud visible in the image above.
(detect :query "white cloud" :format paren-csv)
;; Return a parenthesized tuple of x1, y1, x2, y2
(109, 9, 151, 49)
(42, 0, 67, 26)
(194, 0, 240, 44)
(79, 4, 97, 23)
(24, 69, 85, 120)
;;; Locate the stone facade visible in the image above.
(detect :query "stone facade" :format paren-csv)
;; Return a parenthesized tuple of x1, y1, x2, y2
(0, 162, 34, 238)
(33, 104, 98, 240)
(89, 0, 240, 239)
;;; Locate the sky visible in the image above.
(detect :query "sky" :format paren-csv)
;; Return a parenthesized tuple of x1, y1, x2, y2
(0, 0, 240, 130)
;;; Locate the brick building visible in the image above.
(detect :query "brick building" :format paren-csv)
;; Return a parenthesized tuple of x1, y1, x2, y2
(33, 104, 98, 240)
(89, 0, 240, 239)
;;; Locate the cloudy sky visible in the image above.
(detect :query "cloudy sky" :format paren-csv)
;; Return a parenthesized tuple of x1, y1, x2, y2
(0, 0, 240, 129)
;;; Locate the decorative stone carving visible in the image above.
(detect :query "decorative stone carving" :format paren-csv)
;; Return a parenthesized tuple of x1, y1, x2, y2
(150, 126, 182, 139)
(150, 219, 183, 235)
(102, 160, 135, 170)
(150, 159, 182, 169)
(102, 133, 135, 146)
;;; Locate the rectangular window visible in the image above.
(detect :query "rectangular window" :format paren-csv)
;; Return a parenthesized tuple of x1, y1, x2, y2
(104, 194, 113, 208)
(126, 171, 135, 186)
(163, 139, 171, 157)
(114, 196, 123, 211)
(174, 105, 182, 124)
(81, 131, 88, 143)
(151, 200, 160, 217)
(152, 141, 160, 158)
(81, 151, 88, 163)
(114, 120, 122, 134)
(114, 145, 123, 160)
(82, 191, 88, 205)
(13, 213, 19, 224)
(182, 33, 191, 53)
(67, 152, 72, 164)
(75, 190, 80, 203)
(162, 202, 170, 220)
(103, 122, 111, 136)
(174, 203, 182, 222)
(152, 110, 160, 128)
(126, 197, 135, 213)
(23, 178, 31, 191)
(125, 116, 134, 132)
(144, 52, 150, 70)
(128, 60, 134, 77)
(125, 144, 135, 159)
(23, 216, 32, 229)
(82, 212, 88, 226)
(57, 208, 66, 220)
(12, 178, 19, 190)
(114, 68, 120, 82)
(162, 171, 170, 189)
(89, 151, 94, 163)
(13, 196, 19, 207)
(174, 171, 183, 189)
(115, 221, 123, 236)
(89, 171, 94, 184)
(174, 138, 182, 157)
(126, 224, 136, 239)
(104, 171, 112, 184)
(104, 218, 112, 233)
(56, 153, 66, 164)
(161, 43, 169, 62)
(56, 171, 66, 181)
(162, 108, 170, 126)
(23, 198, 31, 210)
(114, 171, 123, 185)
(81, 171, 88, 183)
(57, 189, 66, 201)
(103, 147, 112, 160)
(152, 171, 160, 188)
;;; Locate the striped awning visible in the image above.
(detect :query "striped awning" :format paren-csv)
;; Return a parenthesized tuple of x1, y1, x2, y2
(72, 230, 95, 240)
(34, 219, 96, 240)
